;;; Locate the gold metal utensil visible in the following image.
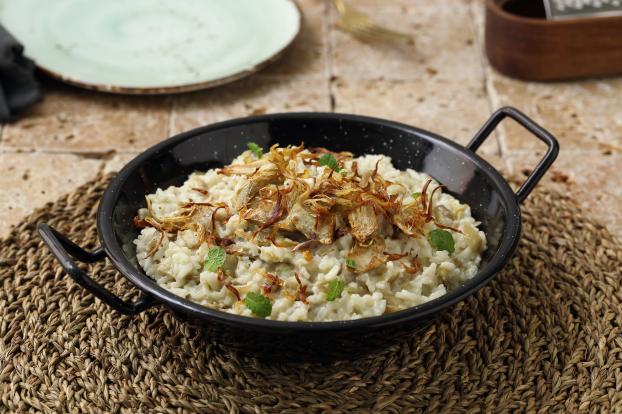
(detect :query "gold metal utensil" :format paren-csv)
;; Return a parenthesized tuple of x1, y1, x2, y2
(332, 0, 412, 42)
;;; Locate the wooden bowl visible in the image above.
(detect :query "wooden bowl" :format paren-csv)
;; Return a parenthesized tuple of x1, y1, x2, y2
(485, 0, 622, 81)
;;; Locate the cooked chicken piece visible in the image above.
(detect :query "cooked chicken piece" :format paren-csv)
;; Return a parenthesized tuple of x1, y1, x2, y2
(233, 164, 282, 209)
(233, 182, 254, 210)
(279, 203, 313, 236)
(218, 159, 268, 176)
(315, 214, 335, 245)
(348, 204, 378, 244)
(242, 199, 276, 224)
(282, 181, 306, 211)
(346, 237, 386, 273)
(303, 195, 335, 216)
(278, 203, 334, 244)
(392, 202, 426, 237)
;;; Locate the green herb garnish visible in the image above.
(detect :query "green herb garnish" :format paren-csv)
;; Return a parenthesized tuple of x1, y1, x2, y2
(326, 278, 346, 301)
(247, 142, 263, 158)
(427, 229, 455, 254)
(412, 192, 422, 199)
(346, 258, 356, 269)
(318, 153, 342, 172)
(244, 292, 272, 317)
(204, 246, 226, 272)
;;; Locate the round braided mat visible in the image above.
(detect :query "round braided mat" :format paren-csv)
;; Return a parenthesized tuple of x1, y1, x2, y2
(1, 173, 621, 413)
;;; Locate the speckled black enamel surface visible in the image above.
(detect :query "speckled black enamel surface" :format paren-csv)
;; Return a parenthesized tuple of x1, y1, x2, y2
(46, 110, 558, 359)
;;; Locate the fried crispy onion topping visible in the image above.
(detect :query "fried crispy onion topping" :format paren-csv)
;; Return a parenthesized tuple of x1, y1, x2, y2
(134, 144, 461, 269)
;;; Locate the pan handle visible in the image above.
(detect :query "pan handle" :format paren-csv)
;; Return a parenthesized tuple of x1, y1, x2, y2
(38, 223, 155, 315)
(467, 106, 559, 203)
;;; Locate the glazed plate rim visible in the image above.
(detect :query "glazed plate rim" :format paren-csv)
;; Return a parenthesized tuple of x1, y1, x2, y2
(0, 0, 301, 95)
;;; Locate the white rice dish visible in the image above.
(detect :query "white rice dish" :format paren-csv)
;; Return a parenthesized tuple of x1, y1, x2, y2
(134, 145, 486, 321)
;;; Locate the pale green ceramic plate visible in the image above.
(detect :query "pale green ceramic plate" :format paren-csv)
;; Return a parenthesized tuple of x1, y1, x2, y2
(0, 0, 301, 94)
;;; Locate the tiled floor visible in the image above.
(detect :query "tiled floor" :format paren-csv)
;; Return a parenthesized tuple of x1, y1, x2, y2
(1, 0, 621, 238)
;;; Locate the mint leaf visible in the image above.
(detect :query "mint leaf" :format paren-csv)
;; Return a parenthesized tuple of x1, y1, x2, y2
(204, 246, 226, 272)
(428, 229, 455, 254)
(244, 292, 272, 317)
(412, 192, 421, 199)
(346, 258, 356, 269)
(318, 153, 341, 172)
(247, 142, 263, 158)
(326, 278, 345, 301)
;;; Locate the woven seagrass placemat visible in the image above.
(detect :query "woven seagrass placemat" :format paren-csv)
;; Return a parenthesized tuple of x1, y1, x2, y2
(0, 173, 621, 413)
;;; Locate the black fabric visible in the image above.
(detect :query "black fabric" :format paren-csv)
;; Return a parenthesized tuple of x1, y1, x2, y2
(0, 25, 41, 122)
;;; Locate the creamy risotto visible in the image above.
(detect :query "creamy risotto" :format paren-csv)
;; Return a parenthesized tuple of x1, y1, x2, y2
(134, 144, 486, 321)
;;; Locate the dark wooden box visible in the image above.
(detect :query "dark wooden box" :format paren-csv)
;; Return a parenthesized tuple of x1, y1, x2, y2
(485, 0, 622, 81)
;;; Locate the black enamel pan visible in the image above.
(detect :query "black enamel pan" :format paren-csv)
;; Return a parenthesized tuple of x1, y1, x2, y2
(39, 107, 558, 359)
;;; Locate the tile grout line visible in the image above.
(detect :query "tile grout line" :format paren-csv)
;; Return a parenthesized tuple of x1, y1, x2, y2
(467, 0, 512, 173)
(483, 66, 515, 173)
(326, 0, 336, 112)
(467, 1, 495, 138)
(167, 96, 176, 137)
(0, 147, 142, 159)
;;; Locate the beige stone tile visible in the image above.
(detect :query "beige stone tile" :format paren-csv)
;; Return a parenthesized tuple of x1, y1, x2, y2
(1, 85, 170, 153)
(332, 78, 499, 154)
(483, 153, 510, 174)
(102, 152, 140, 175)
(469, 0, 486, 52)
(469, 0, 522, 160)
(259, 0, 328, 79)
(488, 74, 622, 155)
(329, 1, 482, 82)
(506, 150, 622, 239)
(294, 0, 327, 15)
(334, 0, 472, 16)
(0, 152, 103, 238)
(170, 77, 331, 134)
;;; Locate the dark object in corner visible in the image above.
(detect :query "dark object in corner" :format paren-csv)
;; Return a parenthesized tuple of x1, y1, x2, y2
(0, 25, 41, 122)
(485, 0, 622, 81)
